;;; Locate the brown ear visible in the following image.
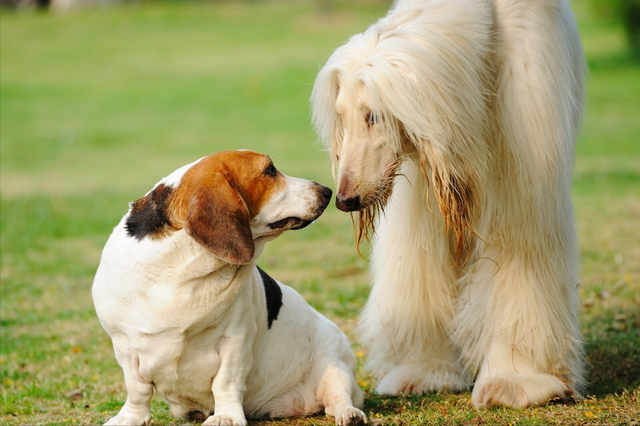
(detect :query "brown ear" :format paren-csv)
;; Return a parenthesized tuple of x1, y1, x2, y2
(185, 173, 254, 265)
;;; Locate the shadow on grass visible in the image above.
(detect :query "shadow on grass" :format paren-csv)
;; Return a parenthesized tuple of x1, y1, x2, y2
(584, 306, 640, 397)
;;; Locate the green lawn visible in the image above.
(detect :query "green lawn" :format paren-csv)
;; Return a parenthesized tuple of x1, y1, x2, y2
(1, 1, 638, 425)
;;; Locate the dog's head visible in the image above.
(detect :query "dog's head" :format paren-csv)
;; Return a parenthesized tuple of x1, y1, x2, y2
(125, 150, 332, 265)
(311, 8, 493, 261)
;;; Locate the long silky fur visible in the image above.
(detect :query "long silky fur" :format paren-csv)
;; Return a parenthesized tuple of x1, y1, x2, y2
(312, 1, 493, 263)
(312, 0, 586, 406)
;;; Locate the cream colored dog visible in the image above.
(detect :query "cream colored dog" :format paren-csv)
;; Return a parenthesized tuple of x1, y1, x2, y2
(312, 0, 585, 408)
(92, 150, 366, 426)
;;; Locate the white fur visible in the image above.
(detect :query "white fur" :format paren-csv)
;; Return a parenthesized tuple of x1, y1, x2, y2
(312, 0, 585, 407)
(155, 157, 203, 190)
(92, 153, 365, 425)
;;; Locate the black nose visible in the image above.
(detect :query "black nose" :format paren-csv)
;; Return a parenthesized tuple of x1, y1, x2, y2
(336, 195, 361, 212)
(320, 186, 333, 201)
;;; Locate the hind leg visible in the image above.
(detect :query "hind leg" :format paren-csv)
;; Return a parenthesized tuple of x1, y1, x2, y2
(455, 0, 586, 408)
(318, 359, 366, 426)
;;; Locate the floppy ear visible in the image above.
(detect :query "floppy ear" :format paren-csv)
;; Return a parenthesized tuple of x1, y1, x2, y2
(419, 147, 479, 266)
(185, 173, 255, 265)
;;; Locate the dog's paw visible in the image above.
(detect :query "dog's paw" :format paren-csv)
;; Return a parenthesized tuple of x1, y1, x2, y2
(202, 410, 247, 426)
(103, 409, 150, 426)
(472, 373, 572, 408)
(376, 364, 470, 395)
(335, 407, 367, 426)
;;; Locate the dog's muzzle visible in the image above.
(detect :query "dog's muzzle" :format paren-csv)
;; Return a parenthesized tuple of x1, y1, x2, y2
(268, 184, 332, 231)
(336, 194, 361, 212)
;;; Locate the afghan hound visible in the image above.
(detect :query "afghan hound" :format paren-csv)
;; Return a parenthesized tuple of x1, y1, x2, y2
(311, 0, 585, 408)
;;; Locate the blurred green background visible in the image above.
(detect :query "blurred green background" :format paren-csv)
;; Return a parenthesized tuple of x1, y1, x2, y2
(1, 1, 638, 425)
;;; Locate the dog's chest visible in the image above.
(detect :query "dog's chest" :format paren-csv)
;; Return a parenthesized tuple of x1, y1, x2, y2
(112, 289, 237, 412)
(96, 262, 248, 388)
(140, 329, 222, 410)
(95, 248, 244, 335)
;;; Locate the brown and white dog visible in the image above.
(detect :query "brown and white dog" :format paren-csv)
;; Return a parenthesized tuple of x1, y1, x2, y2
(92, 150, 366, 426)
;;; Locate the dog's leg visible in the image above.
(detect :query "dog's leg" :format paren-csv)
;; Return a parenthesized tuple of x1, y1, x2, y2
(455, 242, 583, 408)
(472, 337, 576, 408)
(318, 359, 366, 426)
(451, 0, 586, 408)
(203, 301, 254, 426)
(104, 352, 153, 426)
(360, 160, 471, 395)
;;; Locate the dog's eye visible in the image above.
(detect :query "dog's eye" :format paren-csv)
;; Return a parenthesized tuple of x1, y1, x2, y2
(365, 110, 379, 127)
(263, 162, 277, 177)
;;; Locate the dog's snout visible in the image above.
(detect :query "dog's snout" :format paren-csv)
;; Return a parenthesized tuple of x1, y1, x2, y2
(336, 174, 361, 212)
(336, 195, 361, 212)
(320, 185, 333, 202)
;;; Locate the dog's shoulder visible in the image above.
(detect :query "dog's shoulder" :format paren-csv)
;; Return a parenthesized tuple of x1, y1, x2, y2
(256, 266, 283, 329)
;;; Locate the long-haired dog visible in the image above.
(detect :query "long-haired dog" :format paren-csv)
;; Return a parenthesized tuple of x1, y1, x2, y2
(312, 0, 585, 408)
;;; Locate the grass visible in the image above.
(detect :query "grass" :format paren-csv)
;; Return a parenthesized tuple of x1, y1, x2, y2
(1, 0, 638, 425)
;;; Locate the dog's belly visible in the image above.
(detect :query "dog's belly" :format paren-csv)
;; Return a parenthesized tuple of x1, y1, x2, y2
(241, 284, 349, 418)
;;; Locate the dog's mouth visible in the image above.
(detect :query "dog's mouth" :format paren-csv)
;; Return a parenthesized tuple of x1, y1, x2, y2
(337, 156, 403, 213)
(268, 217, 315, 231)
(266, 188, 331, 233)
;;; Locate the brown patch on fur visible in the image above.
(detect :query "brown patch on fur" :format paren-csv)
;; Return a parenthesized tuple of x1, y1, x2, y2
(184, 174, 254, 264)
(167, 150, 284, 264)
(170, 151, 283, 221)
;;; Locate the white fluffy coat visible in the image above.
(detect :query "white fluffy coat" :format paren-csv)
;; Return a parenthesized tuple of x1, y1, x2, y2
(312, 0, 585, 407)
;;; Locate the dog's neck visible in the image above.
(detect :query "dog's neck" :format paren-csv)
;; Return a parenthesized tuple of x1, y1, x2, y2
(113, 222, 253, 287)
(162, 230, 255, 286)
(162, 234, 256, 324)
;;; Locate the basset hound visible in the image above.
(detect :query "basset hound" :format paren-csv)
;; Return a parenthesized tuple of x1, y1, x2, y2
(92, 150, 366, 426)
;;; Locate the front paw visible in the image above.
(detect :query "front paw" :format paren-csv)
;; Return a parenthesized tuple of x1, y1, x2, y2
(336, 406, 367, 426)
(202, 407, 247, 426)
(376, 365, 470, 395)
(472, 373, 572, 408)
(104, 409, 150, 426)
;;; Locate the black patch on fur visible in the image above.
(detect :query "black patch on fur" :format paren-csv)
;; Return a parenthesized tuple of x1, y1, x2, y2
(125, 183, 174, 240)
(257, 266, 282, 329)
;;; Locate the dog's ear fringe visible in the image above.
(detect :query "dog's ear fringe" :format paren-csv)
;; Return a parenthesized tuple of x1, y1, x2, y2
(311, 69, 339, 147)
(311, 12, 493, 266)
(419, 149, 479, 266)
